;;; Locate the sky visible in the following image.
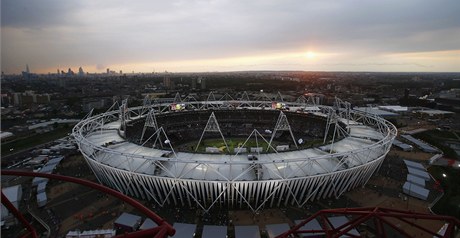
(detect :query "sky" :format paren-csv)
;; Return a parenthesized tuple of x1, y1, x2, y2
(1, 0, 460, 74)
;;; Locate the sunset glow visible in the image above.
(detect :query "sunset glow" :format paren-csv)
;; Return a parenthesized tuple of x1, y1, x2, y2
(305, 51, 317, 60)
(1, 0, 459, 73)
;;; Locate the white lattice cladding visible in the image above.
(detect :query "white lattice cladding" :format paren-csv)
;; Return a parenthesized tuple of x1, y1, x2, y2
(72, 98, 396, 212)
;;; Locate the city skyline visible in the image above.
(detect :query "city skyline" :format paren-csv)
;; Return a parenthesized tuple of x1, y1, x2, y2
(1, 0, 460, 74)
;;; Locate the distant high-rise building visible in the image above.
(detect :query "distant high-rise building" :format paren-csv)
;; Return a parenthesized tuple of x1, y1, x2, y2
(22, 64, 31, 80)
(67, 68, 74, 75)
(120, 70, 123, 75)
(78, 67, 85, 76)
(57, 69, 60, 75)
(163, 76, 174, 90)
(107, 68, 110, 74)
(191, 78, 197, 89)
(200, 77, 206, 90)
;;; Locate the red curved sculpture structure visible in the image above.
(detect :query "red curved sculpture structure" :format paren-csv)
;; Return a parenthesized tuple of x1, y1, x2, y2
(4, 170, 459, 238)
(1, 170, 175, 238)
(277, 207, 460, 238)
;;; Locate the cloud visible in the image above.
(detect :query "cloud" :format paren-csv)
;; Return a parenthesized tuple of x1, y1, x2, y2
(1, 0, 83, 29)
(1, 0, 460, 73)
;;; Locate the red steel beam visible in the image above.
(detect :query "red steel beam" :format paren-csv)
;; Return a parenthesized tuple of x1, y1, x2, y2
(378, 216, 413, 238)
(276, 207, 460, 238)
(1, 170, 175, 237)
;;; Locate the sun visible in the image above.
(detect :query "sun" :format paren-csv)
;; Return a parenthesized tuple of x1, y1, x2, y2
(305, 51, 316, 59)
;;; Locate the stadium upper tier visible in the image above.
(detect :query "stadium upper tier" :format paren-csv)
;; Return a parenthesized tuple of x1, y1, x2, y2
(72, 97, 397, 211)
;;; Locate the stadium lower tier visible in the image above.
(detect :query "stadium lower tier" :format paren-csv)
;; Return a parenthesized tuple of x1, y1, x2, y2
(84, 154, 384, 211)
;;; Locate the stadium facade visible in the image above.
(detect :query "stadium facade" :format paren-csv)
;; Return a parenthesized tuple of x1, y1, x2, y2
(72, 93, 397, 212)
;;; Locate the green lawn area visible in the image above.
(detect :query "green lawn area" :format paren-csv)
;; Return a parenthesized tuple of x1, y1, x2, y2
(413, 129, 459, 159)
(194, 137, 324, 153)
(428, 166, 460, 219)
(196, 138, 269, 153)
(1, 127, 72, 156)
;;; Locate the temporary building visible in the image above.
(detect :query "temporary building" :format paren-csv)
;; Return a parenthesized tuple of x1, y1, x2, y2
(173, 223, 196, 238)
(1, 185, 22, 219)
(235, 225, 260, 238)
(403, 182, 429, 200)
(37, 192, 47, 208)
(114, 213, 142, 232)
(407, 167, 431, 181)
(266, 223, 290, 238)
(37, 181, 48, 194)
(392, 140, 413, 152)
(407, 174, 425, 187)
(401, 135, 438, 153)
(294, 219, 324, 238)
(327, 216, 360, 237)
(403, 160, 425, 171)
(139, 218, 157, 230)
(202, 225, 227, 238)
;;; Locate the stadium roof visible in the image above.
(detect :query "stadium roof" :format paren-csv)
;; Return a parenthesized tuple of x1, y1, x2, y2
(83, 113, 385, 181)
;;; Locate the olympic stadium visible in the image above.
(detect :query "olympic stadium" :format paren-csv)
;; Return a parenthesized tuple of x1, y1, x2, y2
(72, 93, 397, 212)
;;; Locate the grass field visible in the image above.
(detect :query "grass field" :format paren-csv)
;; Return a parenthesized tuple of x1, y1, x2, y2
(413, 129, 459, 159)
(190, 137, 324, 153)
(195, 138, 269, 153)
(1, 127, 72, 156)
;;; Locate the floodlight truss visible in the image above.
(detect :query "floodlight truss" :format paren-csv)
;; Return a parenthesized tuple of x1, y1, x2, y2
(140, 109, 159, 143)
(267, 111, 298, 150)
(73, 93, 397, 213)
